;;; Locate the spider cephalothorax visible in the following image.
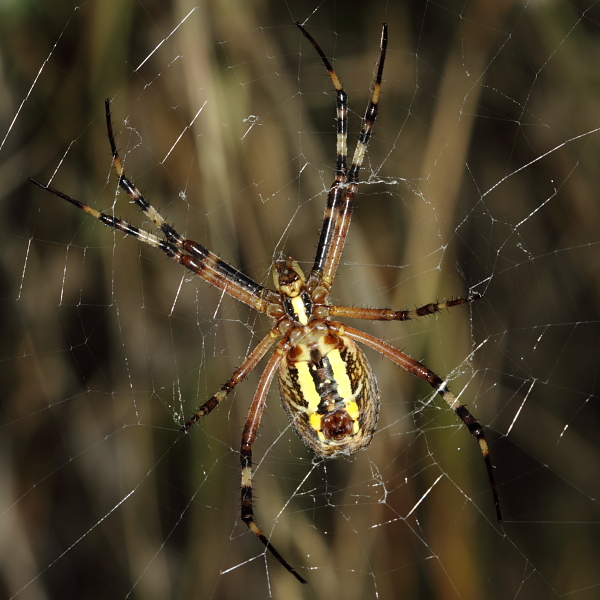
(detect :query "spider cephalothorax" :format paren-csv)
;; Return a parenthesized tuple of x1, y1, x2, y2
(30, 21, 500, 585)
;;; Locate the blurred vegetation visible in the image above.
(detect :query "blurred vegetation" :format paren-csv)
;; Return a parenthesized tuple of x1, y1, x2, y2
(2, 1, 600, 599)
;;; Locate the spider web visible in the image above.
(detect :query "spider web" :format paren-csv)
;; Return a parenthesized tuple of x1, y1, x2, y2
(3, 1, 600, 598)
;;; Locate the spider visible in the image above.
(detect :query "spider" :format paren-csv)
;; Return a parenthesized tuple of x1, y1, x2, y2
(30, 22, 501, 584)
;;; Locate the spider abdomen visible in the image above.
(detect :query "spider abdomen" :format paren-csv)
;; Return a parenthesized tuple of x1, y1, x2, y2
(278, 328, 380, 458)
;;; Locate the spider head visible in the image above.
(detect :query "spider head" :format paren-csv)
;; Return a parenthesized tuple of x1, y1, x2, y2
(273, 257, 306, 298)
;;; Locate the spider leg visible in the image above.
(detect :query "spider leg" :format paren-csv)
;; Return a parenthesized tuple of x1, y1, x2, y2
(104, 99, 185, 246)
(330, 293, 482, 321)
(28, 178, 272, 312)
(295, 21, 348, 180)
(28, 178, 175, 252)
(340, 323, 502, 522)
(103, 99, 276, 311)
(239, 340, 307, 584)
(346, 25, 387, 186)
(181, 328, 280, 431)
(299, 23, 387, 292)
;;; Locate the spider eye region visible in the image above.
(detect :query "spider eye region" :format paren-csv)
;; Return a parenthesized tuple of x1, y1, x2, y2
(273, 256, 306, 297)
(278, 329, 380, 458)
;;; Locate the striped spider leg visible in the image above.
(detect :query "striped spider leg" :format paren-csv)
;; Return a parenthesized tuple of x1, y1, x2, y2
(29, 20, 500, 586)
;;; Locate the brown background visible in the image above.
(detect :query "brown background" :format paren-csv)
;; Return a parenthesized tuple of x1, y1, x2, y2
(2, 1, 600, 599)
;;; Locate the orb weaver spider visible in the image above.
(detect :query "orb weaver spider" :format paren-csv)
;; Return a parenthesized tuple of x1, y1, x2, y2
(30, 21, 501, 584)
